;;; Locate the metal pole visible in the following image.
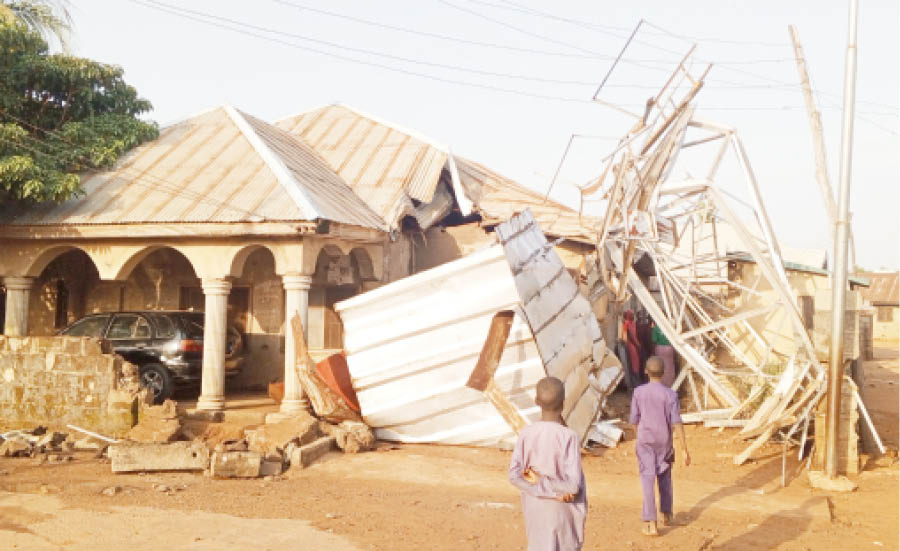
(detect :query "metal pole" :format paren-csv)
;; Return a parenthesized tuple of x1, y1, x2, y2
(825, 0, 859, 479)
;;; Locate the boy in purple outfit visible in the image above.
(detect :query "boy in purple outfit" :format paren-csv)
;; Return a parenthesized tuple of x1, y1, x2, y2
(629, 356, 690, 537)
(508, 377, 586, 551)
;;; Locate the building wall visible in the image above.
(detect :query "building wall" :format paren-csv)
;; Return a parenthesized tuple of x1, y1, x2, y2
(0, 335, 140, 435)
(873, 305, 899, 341)
(722, 262, 833, 368)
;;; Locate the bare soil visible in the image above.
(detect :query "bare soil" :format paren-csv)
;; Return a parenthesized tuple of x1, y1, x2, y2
(1, 345, 897, 550)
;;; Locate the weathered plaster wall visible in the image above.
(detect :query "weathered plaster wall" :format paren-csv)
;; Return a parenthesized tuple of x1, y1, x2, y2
(232, 248, 284, 389)
(872, 306, 899, 341)
(0, 336, 139, 435)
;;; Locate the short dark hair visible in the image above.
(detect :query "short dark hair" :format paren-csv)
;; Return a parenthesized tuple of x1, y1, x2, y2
(646, 356, 664, 378)
(535, 376, 565, 411)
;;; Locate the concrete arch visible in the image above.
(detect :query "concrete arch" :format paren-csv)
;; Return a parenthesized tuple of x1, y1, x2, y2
(113, 245, 199, 281)
(349, 247, 376, 281)
(227, 243, 281, 278)
(25, 245, 102, 279)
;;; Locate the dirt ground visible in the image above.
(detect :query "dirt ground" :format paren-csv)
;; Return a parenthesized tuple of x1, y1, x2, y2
(1, 345, 897, 551)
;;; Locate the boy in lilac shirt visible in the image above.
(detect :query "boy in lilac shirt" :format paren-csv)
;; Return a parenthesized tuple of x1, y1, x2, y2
(508, 377, 586, 550)
(630, 356, 690, 536)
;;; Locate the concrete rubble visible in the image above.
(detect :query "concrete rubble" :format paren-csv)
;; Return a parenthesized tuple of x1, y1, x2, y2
(109, 441, 210, 473)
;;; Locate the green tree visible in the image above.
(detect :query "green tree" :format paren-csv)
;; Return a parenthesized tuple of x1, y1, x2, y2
(0, 22, 158, 204)
(0, 0, 72, 51)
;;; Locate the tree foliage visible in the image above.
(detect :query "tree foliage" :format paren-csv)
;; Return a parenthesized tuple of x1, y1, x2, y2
(0, 22, 157, 204)
(0, 0, 73, 52)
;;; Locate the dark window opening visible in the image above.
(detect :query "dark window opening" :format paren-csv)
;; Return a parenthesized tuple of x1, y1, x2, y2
(54, 280, 69, 329)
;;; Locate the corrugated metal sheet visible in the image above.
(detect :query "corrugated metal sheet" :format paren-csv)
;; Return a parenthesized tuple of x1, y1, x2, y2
(496, 209, 619, 442)
(336, 245, 544, 447)
(0, 107, 386, 230)
(455, 157, 598, 242)
(276, 104, 447, 229)
(859, 272, 899, 305)
(336, 213, 622, 447)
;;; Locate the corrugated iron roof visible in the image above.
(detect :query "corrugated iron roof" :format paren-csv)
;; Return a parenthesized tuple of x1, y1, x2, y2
(859, 272, 899, 305)
(455, 157, 597, 242)
(275, 104, 447, 229)
(0, 106, 386, 230)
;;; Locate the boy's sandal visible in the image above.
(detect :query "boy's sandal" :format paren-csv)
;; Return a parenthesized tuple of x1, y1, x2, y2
(642, 523, 659, 537)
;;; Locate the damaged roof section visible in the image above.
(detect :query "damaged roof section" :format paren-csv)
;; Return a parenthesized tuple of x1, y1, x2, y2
(336, 209, 621, 448)
(278, 103, 597, 241)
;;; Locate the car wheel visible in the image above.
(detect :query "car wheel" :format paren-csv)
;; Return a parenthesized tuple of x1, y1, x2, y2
(139, 363, 173, 404)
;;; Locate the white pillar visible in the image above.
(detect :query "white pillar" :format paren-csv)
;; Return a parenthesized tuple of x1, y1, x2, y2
(280, 273, 312, 413)
(197, 278, 231, 411)
(3, 277, 34, 336)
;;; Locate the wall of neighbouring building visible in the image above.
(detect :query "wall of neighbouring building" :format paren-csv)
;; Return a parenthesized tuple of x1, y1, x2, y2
(0, 335, 141, 435)
(721, 262, 835, 368)
(872, 305, 899, 342)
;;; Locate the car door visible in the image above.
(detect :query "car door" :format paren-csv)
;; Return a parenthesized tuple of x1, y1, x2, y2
(105, 313, 154, 364)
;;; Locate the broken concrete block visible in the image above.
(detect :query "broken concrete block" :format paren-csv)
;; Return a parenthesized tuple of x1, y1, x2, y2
(127, 419, 181, 443)
(35, 432, 67, 451)
(319, 421, 375, 453)
(260, 459, 283, 477)
(0, 437, 32, 457)
(109, 441, 210, 473)
(197, 424, 247, 449)
(210, 451, 262, 478)
(73, 436, 104, 451)
(288, 436, 335, 469)
(245, 412, 318, 458)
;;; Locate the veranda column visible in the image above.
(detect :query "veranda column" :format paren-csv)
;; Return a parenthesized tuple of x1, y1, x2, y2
(280, 273, 312, 413)
(196, 278, 231, 411)
(3, 277, 34, 336)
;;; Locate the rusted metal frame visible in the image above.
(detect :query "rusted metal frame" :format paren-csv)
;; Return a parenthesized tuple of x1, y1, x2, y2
(640, 240, 675, 319)
(686, 366, 704, 412)
(682, 132, 727, 149)
(730, 134, 794, 301)
(707, 186, 823, 377)
(853, 387, 885, 454)
(679, 304, 777, 339)
(640, 65, 710, 156)
(655, 262, 761, 373)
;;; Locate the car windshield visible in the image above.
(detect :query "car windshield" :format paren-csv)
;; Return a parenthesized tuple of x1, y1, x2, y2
(179, 314, 205, 339)
(63, 316, 109, 337)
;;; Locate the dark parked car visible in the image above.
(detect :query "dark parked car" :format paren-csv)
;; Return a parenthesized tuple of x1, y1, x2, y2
(60, 311, 244, 403)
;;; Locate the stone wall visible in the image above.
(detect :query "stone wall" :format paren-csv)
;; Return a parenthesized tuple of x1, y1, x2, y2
(0, 335, 140, 436)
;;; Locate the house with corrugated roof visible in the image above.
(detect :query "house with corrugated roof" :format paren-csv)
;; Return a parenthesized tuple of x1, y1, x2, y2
(0, 103, 595, 414)
(859, 272, 899, 341)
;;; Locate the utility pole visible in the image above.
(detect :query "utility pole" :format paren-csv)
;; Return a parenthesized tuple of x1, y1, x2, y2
(788, 25, 857, 273)
(825, 0, 859, 479)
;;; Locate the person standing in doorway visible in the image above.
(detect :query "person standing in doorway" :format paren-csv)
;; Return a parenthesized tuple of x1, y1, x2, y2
(629, 357, 690, 537)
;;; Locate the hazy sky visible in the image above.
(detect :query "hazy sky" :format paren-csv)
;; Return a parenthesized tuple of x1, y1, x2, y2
(67, 1, 899, 269)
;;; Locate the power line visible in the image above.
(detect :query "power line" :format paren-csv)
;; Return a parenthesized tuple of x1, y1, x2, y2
(128, 0, 600, 104)
(124, 0, 900, 125)
(449, 1, 898, 112)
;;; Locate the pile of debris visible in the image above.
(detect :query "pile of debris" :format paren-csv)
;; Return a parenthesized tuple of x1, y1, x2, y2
(1, 425, 113, 461)
(565, 46, 884, 465)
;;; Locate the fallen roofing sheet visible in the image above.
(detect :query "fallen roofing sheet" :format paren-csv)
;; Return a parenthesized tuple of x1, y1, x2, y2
(336, 210, 621, 447)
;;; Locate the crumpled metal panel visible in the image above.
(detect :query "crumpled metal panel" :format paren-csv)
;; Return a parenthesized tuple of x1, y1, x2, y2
(496, 209, 617, 442)
(337, 211, 621, 447)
